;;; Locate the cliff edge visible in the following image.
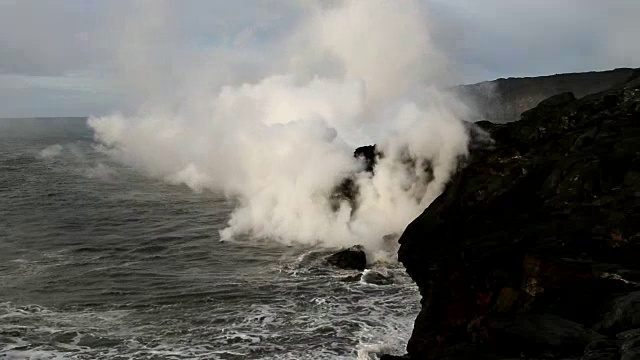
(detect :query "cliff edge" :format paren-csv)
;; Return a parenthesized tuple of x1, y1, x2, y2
(394, 70, 640, 359)
(454, 68, 635, 123)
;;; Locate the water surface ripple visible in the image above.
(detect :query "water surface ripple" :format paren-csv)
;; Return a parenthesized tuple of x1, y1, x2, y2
(0, 119, 419, 359)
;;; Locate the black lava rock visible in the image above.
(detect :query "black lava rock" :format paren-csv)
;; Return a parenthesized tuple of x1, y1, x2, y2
(354, 144, 379, 173)
(326, 245, 367, 270)
(361, 269, 394, 285)
(397, 70, 640, 359)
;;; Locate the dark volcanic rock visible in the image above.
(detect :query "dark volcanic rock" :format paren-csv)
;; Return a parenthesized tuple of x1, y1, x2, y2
(326, 245, 367, 270)
(620, 332, 640, 360)
(582, 339, 620, 360)
(397, 71, 640, 359)
(354, 144, 379, 173)
(361, 269, 394, 285)
(454, 68, 635, 123)
(330, 145, 380, 212)
(488, 313, 604, 356)
(597, 291, 640, 334)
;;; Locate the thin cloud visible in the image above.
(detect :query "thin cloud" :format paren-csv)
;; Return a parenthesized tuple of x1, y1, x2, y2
(431, 0, 640, 80)
(0, 0, 638, 117)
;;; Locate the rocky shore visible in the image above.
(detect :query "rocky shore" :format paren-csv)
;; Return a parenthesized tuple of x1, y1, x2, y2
(384, 69, 640, 359)
(453, 68, 635, 123)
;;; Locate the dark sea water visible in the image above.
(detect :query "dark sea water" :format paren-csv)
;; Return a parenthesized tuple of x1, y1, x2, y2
(0, 118, 419, 360)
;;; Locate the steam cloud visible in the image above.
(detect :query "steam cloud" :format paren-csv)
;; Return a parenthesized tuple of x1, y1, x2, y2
(89, 0, 470, 252)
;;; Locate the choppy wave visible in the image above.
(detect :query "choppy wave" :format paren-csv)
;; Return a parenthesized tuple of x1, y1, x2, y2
(0, 126, 419, 359)
(0, 256, 419, 360)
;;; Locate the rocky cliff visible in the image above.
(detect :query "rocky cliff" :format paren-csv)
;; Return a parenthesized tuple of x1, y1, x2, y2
(453, 68, 635, 124)
(391, 69, 640, 359)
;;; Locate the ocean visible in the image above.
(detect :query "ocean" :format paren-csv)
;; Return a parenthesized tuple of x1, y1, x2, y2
(0, 118, 419, 360)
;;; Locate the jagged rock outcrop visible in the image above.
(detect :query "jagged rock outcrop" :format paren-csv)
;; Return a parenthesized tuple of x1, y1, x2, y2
(362, 269, 395, 285)
(329, 145, 380, 212)
(453, 68, 635, 123)
(326, 245, 367, 270)
(395, 69, 640, 359)
(354, 144, 379, 173)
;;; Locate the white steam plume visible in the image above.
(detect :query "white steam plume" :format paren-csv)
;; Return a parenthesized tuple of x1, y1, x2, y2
(89, 0, 470, 252)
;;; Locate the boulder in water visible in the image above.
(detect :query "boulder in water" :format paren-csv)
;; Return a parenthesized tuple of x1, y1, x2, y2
(362, 269, 394, 285)
(326, 245, 367, 270)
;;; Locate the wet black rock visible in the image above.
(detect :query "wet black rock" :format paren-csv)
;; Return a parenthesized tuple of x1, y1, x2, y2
(326, 245, 367, 270)
(597, 291, 640, 334)
(397, 70, 640, 359)
(582, 339, 620, 360)
(617, 328, 640, 360)
(618, 328, 640, 341)
(361, 269, 394, 285)
(621, 333, 640, 360)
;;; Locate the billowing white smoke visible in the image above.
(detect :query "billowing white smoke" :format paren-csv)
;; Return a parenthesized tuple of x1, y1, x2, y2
(89, 0, 470, 252)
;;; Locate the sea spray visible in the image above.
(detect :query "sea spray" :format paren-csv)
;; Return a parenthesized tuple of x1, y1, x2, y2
(89, 0, 470, 251)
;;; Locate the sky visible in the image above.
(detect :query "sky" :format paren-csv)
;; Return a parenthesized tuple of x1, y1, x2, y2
(0, 0, 639, 118)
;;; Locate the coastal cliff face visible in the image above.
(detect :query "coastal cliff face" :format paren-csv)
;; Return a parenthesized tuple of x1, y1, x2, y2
(395, 70, 640, 359)
(453, 68, 635, 123)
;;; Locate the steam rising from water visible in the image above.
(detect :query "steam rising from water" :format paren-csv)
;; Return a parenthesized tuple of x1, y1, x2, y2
(89, 0, 470, 251)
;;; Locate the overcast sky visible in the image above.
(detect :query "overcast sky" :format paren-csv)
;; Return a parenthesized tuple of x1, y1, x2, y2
(1, 0, 639, 118)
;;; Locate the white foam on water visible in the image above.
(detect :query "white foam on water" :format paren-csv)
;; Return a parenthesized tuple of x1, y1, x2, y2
(0, 253, 418, 359)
